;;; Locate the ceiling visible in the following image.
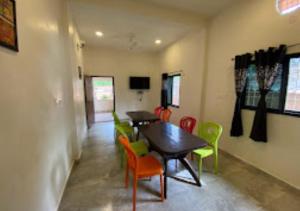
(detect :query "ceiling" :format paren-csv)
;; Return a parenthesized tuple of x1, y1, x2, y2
(70, 0, 239, 52)
(143, 0, 239, 17)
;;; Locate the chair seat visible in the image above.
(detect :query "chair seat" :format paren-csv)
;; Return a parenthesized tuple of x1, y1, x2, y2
(137, 155, 163, 178)
(193, 146, 214, 158)
(130, 140, 148, 156)
(119, 123, 134, 134)
(120, 121, 131, 127)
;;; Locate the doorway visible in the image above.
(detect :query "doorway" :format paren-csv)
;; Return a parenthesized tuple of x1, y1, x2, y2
(84, 76, 115, 127)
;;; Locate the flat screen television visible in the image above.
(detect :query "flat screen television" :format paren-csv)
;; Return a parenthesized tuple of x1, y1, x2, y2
(129, 77, 150, 90)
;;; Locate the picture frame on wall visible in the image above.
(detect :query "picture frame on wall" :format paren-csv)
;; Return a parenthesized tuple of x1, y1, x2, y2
(0, 0, 18, 52)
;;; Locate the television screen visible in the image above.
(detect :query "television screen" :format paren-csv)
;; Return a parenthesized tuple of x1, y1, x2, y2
(130, 77, 150, 90)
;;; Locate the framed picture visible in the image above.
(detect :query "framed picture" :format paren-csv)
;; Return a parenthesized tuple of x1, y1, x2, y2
(0, 0, 18, 52)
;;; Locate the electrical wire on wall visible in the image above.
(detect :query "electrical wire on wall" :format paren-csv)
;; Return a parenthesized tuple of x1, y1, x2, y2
(137, 90, 144, 102)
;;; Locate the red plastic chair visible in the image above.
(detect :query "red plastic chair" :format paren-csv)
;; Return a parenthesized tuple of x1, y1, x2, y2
(180, 116, 197, 134)
(119, 135, 164, 211)
(154, 106, 164, 118)
(161, 108, 172, 122)
(177, 116, 197, 166)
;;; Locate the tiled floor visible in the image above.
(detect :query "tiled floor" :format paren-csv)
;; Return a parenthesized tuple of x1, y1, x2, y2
(59, 122, 300, 211)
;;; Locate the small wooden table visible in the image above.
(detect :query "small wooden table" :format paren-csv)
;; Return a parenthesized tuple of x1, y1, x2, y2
(126, 111, 160, 126)
(127, 111, 160, 139)
(140, 122, 207, 199)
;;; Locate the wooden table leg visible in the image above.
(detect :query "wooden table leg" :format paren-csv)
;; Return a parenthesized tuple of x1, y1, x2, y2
(134, 121, 140, 141)
(178, 157, 201, 186)
(163, 158, 168, 199)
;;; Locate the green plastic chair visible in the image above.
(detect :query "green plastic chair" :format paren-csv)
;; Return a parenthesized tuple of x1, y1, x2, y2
(193, 122, 223, 179)
(112, 111, 130, 126)
(112, 112, 134, 141)
(115, 125, 149, 168)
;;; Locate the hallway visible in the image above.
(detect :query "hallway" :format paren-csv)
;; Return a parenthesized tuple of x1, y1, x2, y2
(59, 122, 300, 211)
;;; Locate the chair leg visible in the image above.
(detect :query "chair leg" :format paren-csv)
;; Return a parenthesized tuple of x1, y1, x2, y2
(114, 128, 117, 144)
(125, 163, 129, 188)
(198, 156, 202, 180)
(175, 160, 178, 171)
(120, 148, 124, 168)
(133, 176, 137, 211)
(160, 174, 164, 201)
(214, 152, 218, 174)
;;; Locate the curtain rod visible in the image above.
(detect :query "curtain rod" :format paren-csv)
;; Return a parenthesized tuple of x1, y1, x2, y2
(168, 70, 183, 75)
(230, 43, 300, 61)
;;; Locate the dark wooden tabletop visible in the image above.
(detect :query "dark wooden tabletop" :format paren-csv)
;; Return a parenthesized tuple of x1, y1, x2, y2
(140, 122, 207, 156)
(126, 111, 160, 123)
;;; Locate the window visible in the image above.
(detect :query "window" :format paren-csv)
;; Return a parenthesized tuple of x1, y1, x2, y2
(242, 53, 300, 117)
(244, 64, 283, 111)
(277, 0, 300, 15)
(284, 56, 300, 113)
(167, 74, 181, 107)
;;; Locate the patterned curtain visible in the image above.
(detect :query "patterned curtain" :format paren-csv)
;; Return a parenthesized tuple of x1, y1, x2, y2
(161, 73, 168, 109)
(250, 45, 287, 142)
(230, 54, 252, 137)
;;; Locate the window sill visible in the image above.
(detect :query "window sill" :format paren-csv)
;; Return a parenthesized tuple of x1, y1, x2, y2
(169, 104, 180, 108)
(241, 107, 300, 118)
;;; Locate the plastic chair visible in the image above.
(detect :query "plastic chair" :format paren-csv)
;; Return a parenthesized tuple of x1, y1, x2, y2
(176, 116, 197, 167)
(115, 125, 148, 168)
(112, 112, 134, 141)
(161, 108, 172, 122)
(112, 111, 131, 127)
(193, 122, 223, 179)
(154, 106, 164, 118)
(180, 116, 197, 134)
(119, 135, 164, 211)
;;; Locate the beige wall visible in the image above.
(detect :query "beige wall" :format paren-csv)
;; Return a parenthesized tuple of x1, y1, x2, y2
(159, 31, 207, 130)
(0, 0, 86, 211)
(83, 47, 160, 119)
(203, 0, 300, 189)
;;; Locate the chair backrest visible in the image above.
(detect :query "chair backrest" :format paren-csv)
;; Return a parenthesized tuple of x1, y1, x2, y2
(198, 122, 223, 150)
(154, 106, 164, 118)
(180, 116, 197, 134)
(161, 108, 172, 122)
(115, 124, 129, 139)
(119, 135, 138, 171)
(112, 111, 121, 125)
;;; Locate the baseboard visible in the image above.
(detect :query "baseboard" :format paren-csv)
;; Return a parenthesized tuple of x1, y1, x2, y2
(74, 150, 82, 163)
(219, 149, 300, 190)
(55, 160, 75, 211)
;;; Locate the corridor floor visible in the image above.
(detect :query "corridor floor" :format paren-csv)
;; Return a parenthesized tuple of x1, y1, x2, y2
(59, 122, 300, 211)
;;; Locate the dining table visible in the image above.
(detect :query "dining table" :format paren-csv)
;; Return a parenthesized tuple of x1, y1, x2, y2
(139, 122, 207, 199)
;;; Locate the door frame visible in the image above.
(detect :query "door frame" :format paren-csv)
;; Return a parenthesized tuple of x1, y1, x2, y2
(86, 75, 116, 113)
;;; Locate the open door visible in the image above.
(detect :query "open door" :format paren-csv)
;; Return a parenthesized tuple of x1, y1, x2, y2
(92, 77, 115, 122)
(84, 76, 95, 128)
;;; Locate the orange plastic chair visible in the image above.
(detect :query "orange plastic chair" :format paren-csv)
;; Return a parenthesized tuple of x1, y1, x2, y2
(161, 108, 172, 122)
(119, 135, 164, 211)
(154, 106, 164, 118)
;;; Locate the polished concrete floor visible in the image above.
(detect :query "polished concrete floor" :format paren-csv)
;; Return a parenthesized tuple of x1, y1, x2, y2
(95, 112, 113, 122)
(59, 122, 300, 211)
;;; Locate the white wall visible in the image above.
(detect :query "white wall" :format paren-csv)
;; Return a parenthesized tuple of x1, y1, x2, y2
(203, 0, 300, 189)
(66, 6, 87, 159)
(159, 31, 207, 129)
(83, 47, 160, 119)
(0, 0, 86, 210)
